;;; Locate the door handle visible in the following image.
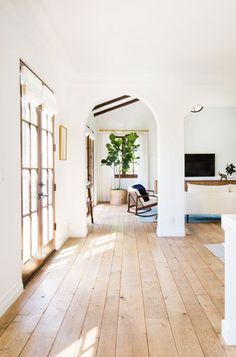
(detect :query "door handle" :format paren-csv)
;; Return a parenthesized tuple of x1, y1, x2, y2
(38, 193, 48, 199)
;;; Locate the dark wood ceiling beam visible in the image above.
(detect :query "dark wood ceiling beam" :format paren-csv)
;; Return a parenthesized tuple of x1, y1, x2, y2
(92, 95, 130, 111)
(94, 98, 139, 117)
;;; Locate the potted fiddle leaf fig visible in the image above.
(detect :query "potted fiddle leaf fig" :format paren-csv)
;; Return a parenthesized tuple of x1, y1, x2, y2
(101, 132, 140, 204)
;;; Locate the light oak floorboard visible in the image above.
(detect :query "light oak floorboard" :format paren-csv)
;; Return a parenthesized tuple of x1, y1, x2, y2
(0, 205, 235, 356)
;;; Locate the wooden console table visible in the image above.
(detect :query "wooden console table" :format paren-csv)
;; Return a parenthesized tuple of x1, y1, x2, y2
(185, 179, 236, 191)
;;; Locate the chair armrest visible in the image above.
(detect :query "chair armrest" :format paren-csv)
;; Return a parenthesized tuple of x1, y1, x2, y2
(146, 189, 154, 193)
(136, 193, 149, 198)
(137, 193, 156, 199)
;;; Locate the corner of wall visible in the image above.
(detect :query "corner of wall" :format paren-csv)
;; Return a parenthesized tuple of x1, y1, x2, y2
(69, 224, 88, 238)
(157, 226, 185, 237)
(0, 280, 23, 317)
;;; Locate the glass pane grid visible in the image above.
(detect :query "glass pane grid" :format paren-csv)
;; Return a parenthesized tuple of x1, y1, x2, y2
(21, 97, 55, 268)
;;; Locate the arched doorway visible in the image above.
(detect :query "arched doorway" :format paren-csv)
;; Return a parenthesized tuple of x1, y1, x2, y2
(85, 94, 158, 228)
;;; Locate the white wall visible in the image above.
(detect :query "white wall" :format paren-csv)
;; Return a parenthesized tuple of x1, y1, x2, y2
(0, 3, 86, 316)
(94, 100, 157, 200)
(185, 107, 236, 178)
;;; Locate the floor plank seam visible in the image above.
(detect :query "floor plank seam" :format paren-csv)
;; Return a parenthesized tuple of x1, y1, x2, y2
(165, 238, 226, 356)
(147, 234, 181, 357)
(17, 239, 88, 357)
(96, 214, 122, 357)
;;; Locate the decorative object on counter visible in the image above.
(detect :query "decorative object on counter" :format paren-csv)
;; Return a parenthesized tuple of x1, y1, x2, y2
(218, 171, 228, 181)
(225, 163, 236, 178)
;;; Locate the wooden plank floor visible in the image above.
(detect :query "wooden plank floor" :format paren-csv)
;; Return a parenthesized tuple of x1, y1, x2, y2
(0, 204, 236, 356)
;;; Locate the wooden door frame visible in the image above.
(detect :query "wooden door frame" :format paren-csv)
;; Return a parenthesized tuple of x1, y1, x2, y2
(20, 61, 56, 284)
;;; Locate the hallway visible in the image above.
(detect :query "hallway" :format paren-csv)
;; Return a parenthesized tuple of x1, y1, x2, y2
(0, 205, 234, 356)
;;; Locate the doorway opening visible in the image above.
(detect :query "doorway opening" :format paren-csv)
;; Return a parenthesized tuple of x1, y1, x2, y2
(85, 94, 158, 227)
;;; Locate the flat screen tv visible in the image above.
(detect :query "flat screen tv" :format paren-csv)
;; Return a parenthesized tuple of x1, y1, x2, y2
(185, 153, 215, 177)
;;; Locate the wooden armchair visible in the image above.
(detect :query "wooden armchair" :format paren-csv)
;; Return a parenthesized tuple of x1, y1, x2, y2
(127, 186, 158, 217)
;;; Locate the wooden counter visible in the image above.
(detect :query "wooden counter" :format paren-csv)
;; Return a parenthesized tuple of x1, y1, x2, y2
(185, 179, 236, 191)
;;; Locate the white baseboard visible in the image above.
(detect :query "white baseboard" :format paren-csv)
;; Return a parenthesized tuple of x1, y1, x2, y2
(222, 319, 236, 345)
(157, 226, 185, 237)
(0, 281, 23, 317)
(69, 227, 88, 238)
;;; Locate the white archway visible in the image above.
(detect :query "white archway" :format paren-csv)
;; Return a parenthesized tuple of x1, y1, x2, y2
(84, 94, 159, 231)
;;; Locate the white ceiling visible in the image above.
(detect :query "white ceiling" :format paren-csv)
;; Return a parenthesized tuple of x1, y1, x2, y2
(7, 0, 236, 80)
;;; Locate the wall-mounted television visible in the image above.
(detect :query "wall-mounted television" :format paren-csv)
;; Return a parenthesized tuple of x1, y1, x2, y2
(185, 153, 215, 177)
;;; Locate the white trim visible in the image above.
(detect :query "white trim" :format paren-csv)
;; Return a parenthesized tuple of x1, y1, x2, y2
(222, 319, 236, 345)
(0, 281, 23, 317)
(69, 226, 88, 238)
(157, 226, 185, 237)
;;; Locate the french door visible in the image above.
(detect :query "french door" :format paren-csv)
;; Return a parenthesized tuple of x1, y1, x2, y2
(21, 99, 55, 283)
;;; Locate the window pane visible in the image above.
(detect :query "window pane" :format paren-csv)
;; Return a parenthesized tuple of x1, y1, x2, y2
(48, 206, 54, 242)
(22, 99, 30, 122)
(42, 169, 48, 207)
(42, 130, 48, 168)
(48, 133, 53, 168)
(31, 169, 38, 212)
(31, 106, 38, 125)
(42, 207, 48, 245)
(48, 115, 53, 133)
(22, 122, 30, 167)
(41, 112, 47, 130)
(31, 212, 38, 256)
(31, 125, 38, 168)
(23, 216, 31, 263)
(23, 169, 30, 215)
(48, 170, 53, 205)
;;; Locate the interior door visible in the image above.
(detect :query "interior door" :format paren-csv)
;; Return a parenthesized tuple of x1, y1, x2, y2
(21, 98, 55, 283)
(87, 136, 94, 197)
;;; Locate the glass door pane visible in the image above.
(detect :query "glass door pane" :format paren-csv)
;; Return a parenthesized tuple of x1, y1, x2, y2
(38, 109, 55, 258)
(21, 65, 56, 283)
(21, 100, 55, 283)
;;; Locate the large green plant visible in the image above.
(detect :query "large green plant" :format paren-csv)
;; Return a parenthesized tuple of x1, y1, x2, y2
(101, 132, 140, 189)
